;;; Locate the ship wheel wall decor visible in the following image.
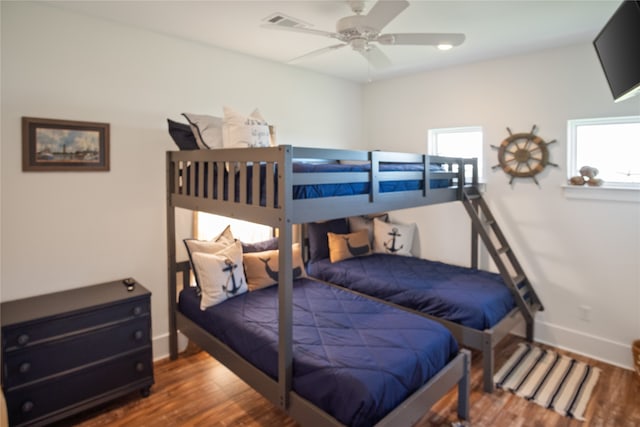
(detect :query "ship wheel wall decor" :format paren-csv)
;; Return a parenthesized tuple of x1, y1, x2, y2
(491, 125, 558, 186)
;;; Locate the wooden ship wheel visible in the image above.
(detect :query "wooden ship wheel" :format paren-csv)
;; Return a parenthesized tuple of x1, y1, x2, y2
(492, 125, 557, 186)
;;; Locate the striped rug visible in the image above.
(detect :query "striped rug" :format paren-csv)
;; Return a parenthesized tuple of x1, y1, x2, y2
(494, 343, 600, 420)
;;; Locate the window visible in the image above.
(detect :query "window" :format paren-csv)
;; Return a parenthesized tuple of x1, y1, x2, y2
(568, 116, 640, 187)
(196, 212, 272, 242)
(428, 127, 483, 181)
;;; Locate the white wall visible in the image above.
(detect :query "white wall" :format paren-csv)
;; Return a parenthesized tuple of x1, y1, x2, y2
(363, 43, 640, 369)
(0, 2, 363, 359)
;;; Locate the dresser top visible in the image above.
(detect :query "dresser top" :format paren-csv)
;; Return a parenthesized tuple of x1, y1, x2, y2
(1, 279, 150, 326)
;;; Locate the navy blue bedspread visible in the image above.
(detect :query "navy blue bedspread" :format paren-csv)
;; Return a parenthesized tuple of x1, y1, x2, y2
(308, 254, 516, 330)
(178, 278, 458, 426)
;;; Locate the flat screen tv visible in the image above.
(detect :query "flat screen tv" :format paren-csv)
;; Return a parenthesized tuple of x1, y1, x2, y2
(593, 0, 640, 102)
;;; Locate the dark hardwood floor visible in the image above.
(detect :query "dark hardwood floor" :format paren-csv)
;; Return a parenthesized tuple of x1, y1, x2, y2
(56, 335, 640, 427)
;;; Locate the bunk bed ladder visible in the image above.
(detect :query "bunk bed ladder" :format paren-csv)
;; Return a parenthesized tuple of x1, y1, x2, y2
(461, 186, 543, 340)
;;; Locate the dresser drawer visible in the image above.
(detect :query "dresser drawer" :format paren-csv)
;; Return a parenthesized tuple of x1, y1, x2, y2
(5, 349, 153, 426)
(3, 298, 149, 352)
(3, 317, 150, 389)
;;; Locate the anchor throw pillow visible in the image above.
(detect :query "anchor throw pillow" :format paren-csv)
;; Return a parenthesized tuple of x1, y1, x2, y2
(243, 243, 306, 291)
(327, 229, 372, 263)
(184, 225, 236, 293)
(191, 240, 248, 310)
(372, 218, 415, 257)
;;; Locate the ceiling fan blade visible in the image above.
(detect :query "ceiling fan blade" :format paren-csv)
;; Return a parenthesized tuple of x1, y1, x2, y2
(363, 0, 409, 31)
(261, 24, 341, 40)
(360, 45, 392, 69)
(378, 33, 466, 46)
(289, 43, 347, 63)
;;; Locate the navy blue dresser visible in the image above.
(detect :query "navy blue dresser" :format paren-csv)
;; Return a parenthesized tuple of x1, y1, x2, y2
(1, 279, 153, 426)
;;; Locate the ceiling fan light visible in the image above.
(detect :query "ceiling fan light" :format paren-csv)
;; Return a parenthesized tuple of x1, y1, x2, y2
(437, 43, 453, 51)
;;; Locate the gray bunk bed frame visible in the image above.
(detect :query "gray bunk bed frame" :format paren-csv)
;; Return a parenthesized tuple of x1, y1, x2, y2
(166, 145, 472, 426)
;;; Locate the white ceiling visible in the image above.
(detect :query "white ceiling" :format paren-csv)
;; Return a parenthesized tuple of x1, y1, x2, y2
(51, 0, 621, 83)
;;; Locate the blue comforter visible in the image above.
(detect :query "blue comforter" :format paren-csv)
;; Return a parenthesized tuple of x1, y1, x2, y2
(178, 278, 458, 426)
(308, 254, 516, 330)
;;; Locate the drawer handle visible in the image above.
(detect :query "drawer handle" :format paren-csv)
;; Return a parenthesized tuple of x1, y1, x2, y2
(21, 400, 34, 414)
(135, 362, 145, 372)
(133, 306, 143, 316)
(19, 362, 31, 374)
(17, 334, 30, 346)
(133, 330, 144, 341)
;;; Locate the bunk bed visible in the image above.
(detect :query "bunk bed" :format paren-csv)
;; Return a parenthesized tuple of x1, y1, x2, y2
(167, 145, 471, 426)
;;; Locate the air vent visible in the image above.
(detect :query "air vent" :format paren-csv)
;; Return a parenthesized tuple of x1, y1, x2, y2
(263, 13, 310, 29)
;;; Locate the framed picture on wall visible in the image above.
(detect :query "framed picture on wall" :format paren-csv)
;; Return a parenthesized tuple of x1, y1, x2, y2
(22, 117, 110, 171)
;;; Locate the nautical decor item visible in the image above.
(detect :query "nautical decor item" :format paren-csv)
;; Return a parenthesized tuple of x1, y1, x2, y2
(492, 125, 557, 186)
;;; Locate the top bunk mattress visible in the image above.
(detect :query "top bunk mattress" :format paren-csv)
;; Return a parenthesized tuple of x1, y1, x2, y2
(183, 161, 451, 205)
(307, 254, 516, 330)
(178, 277, 458, 427)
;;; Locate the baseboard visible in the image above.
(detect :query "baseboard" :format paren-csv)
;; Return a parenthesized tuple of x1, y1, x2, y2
(151, 332, 189, 361)
(534, 320, 634, 370)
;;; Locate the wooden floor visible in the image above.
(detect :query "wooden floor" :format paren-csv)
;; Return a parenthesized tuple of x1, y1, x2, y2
(54, 335, 639, 427)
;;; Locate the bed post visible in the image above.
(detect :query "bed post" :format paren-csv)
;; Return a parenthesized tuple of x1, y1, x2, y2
(166, 152, 178, 360)
(458, 349, 471, 420)
(469, 158, 479, 269)
(277, 145, 294, 410)
(482, 333, 495, 392)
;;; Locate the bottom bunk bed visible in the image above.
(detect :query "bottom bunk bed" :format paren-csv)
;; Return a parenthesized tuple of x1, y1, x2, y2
(170, 262, 470, 427)
(304, 217, 533, 393)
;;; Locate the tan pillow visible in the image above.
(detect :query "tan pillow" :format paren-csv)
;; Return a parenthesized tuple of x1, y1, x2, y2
(243, 243, 306, 291)
(347, 212, 389, 245)
(328, 229, 372, 263)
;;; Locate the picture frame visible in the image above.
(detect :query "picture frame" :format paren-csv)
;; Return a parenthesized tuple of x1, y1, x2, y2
(22, 117, 110, 172)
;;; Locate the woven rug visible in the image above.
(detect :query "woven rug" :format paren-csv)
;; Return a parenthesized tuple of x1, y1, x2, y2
(494, 343, 600, 420)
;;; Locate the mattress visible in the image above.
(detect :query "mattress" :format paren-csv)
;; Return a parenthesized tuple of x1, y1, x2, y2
(184, 161, 451, 205)
(178, 278, 458, 427)
(307, 254, 516, 330)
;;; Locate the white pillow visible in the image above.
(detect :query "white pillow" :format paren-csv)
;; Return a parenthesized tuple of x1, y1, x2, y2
(242, 243, 306, 291)
(183, 225, 234, 258)
(222, 106, 272, 149)
(191, 240, 248, 310)
(373, 218, 415, 256)
(182, 113, 223, 149)
(184, 225, 235, 291)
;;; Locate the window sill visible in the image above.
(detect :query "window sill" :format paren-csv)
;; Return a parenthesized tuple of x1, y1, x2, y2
(562, 184, 640, 203)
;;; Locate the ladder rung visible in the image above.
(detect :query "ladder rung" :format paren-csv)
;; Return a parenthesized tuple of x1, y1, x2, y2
(497, 246, 510, 254)
(465, 193, 481, 200)
(484, 219, 495, 226)
(512, 275, 525, 286)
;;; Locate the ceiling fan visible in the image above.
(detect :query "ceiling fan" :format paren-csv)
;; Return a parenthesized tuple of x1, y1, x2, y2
(262, 0, 465, 68)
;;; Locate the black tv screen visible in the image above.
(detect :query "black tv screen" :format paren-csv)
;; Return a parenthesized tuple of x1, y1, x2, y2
(593, 0, 640, 102)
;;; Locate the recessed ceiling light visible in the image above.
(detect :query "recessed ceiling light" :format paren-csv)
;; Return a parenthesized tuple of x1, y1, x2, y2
(437, 44, 453, 51)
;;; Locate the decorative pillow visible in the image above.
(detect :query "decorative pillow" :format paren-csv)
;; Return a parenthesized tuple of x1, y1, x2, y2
(372, 218, 415, 257)
(167, 119, 199, 150)
(184, 225, 235, 290)
(222, 106, 272, 149)
(241, 236, 278, 254)
(306, 218, 349, 262)
(191, 241, 247, 310)
(328, 229, 371, 263)
(182, 113, 223, 149)
(243, 243, 306, 291)
(347, 212, 389, 245)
